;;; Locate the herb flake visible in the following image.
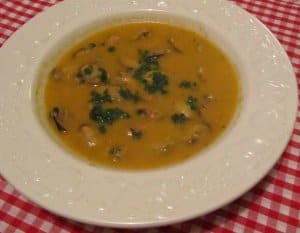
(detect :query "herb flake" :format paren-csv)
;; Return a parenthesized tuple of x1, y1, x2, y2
(90, 106, 130, 133)
(119, 87, 141, 103)
(179, 80, 197, 89)
(99, 68, 109, 84)
(132, 51, 169, 94)
(133, 51, 159, 81)
(107, 46, 116, 52)
(76, 65, 109, 84)
(144, 71, 168, 94)
(171, 113, 187, 124)
(90, 89, 112, 106)
(187, 96, 198, 111)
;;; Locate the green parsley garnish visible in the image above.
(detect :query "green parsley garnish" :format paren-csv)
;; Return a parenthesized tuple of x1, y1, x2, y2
(89, 106, 130, 133)
(179, 80, 197, 89)
(90, 89, 112, 106)
(107, 46, 116, 52)
(142, 31, 150, 38)
(133, 51, 169, 94)
(76, 65, 109, 84)
(144, 71, 168, 94)
(89, 90, 130, 133)
(187, 96, 198, 111)
(171, 113, 187, 124)
(119, 87, 141, 103)
(133, 51, 159, 80)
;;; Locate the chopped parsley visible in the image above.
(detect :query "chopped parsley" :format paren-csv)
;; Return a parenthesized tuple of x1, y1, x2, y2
(89, 106, 130, 133)
(89, 90, 130, 133)
(76, 65, 93, 83)
(129, 128, 143, 139)
(179, 80, 197, 89)
(76, 65, 109, 84)
(82, 65, 93, 75)
(107, 46, 116, 52)
(171, 113, 187, 124)
(144, 71, 168, 94)
(119, 87, 141, 103)
(133, 51, 159, 80)
(141, 31, 150, 38)
(187, 96, 198, 111)
(90, 89, 112, 105)
(136, 108, 147, 116)
(133, 51, 169, 94)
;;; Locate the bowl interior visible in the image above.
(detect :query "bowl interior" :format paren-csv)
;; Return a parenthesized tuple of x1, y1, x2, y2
(0, 0, 296, 228)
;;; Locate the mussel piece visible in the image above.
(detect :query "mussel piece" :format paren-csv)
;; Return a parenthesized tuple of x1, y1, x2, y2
(73, 43, 97, 57)
(203, 94, 214, 103)
(79, 124, 97, 147)
(185, 125, 203, 145)
(146, 52, 166, 60)
(135, 106, 162, 120)
(50, 68, 63, 81)
(198, 112, 212, 130)
(104, 35, 120, 46)
(50, 107, 67, 133)
(109, 146, 124, 161)
(135, 30, 151, 40)
(187, 134, 200, 145)
(136, 108, 147, 116)
(85, 43, 97, 49)
(119, 56, 138, 69)
(152, 49, 172, 58)
(113, 72, 131, 85)
(175, 101, 193, 118)
(160, 144, 172, 153)
(168, 38, 182, 53)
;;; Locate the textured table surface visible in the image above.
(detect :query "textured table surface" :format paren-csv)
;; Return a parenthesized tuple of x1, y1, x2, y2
(0, 0, 300, 232)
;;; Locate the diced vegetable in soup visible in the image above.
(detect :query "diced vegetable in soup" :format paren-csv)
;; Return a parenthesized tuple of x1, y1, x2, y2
(42, 22, 240, 170)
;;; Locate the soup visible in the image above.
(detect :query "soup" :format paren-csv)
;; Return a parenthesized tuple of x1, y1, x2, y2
(42, 22, 240, 170)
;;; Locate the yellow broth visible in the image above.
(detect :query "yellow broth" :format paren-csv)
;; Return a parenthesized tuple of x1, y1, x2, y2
(43, 22, 240, 170)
